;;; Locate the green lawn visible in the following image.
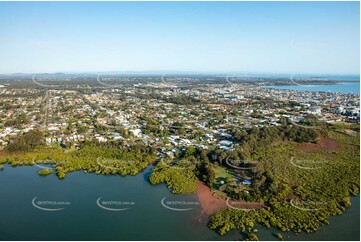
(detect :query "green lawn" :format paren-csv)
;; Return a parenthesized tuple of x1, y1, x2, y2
(213, 165, 234, 179)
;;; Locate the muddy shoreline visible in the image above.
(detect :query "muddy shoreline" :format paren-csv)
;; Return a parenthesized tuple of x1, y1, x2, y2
(196, 181, 227, 216)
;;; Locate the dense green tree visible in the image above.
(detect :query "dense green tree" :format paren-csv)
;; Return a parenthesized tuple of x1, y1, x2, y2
(38, 168, 53, 176)
(5, 130, 44, 152)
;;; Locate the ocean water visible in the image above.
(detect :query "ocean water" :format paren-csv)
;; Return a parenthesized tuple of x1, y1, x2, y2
(0, 164, 359, 241)
(0, 164, 239, 241)
(261, 82, 360, 94)
(251, 74, 360, 81)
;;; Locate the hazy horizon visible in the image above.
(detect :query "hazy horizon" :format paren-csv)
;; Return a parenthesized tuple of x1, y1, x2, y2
(0, 2, 359, 74)
(1, 71, 360, 77)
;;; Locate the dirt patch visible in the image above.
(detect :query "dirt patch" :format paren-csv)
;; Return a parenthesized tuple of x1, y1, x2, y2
(196, 181, 227, 215)
(344, 129, 358, 136)
(196, 181, 266, 215)
(298, 135, 339, 153)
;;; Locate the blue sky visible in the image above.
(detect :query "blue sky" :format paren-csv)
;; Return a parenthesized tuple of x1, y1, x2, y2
(0, 2, 359, 74)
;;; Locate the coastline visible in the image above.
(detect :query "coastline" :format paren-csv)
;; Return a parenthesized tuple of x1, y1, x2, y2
(196, 181, 227, 216)
(260, 81, 360, 94)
